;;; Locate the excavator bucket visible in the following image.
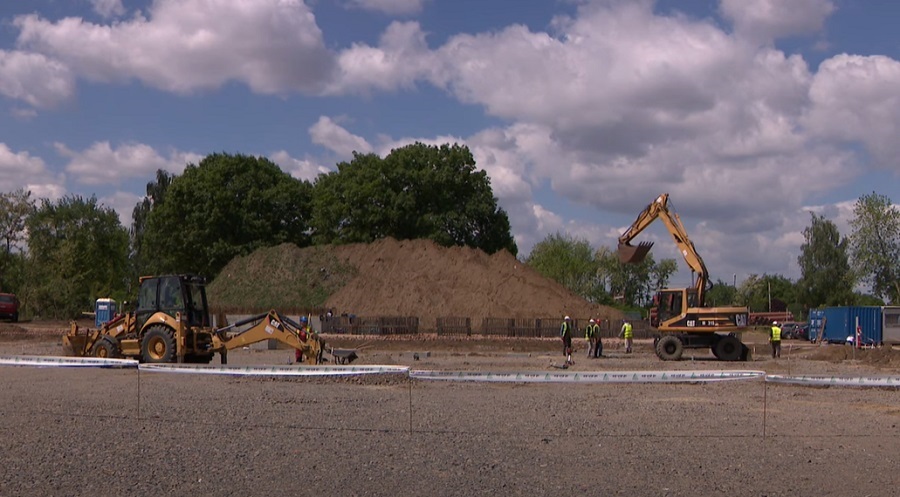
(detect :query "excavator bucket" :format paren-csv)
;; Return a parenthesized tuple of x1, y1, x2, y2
(617, 241, 654, 264)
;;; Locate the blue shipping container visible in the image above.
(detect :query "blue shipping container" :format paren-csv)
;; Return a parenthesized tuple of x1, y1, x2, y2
(821, 306, 882, 345)
(807, 309, 825, 342)
(95, 298, 117, 328)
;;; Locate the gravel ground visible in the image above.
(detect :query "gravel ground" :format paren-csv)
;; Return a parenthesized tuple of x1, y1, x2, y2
(1, 333, 899, 496)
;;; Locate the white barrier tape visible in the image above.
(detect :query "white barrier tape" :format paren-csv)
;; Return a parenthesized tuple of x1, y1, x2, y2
(767, 374, 900, 388)
(139, 363, 410, 376)
(409, 370, 766, 383)
(0, 355, 138, 369)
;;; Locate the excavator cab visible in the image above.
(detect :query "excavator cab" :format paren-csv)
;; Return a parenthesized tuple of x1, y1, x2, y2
(135, 275, 210, 331)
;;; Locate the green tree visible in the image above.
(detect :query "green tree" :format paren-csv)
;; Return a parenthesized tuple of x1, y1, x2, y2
(705, 278, 737, 306)
(131, 169, 174, 277)
(849, 192, 900, 303)
(736, 274, 796, 313)
(0, 188, 33, 292)
(526, 232, 605, 302)
(796, 212, 855, 308)
(142, 153, 313, 278)
(312, 142, 517, 255)
(24, 195, 129, 318)
(596, 247, 677, 308)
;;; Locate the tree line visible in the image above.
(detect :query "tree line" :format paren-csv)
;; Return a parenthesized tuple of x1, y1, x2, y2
(0, 143, 516, 319)
(526, 192, 900, 319)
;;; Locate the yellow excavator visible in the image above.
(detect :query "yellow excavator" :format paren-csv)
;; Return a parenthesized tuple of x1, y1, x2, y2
(618, 193, 750, 361)
(62, 274, 324, 364)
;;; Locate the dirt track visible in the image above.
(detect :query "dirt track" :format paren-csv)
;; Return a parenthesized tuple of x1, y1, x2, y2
(1, 331, 899, 496)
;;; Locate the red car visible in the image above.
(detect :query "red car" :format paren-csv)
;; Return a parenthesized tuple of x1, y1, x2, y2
(0, 293, 19, 322)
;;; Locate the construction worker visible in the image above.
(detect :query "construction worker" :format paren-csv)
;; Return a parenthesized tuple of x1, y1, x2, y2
(770, 321, 782, 358)
(586, 318, 602, 358)
(560, 315, 573, 365)
(620, 319, 633, 353)
(295, 316, 312, 363)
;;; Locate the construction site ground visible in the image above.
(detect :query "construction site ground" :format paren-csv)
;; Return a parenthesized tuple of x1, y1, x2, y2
(1, 322, 899, 496)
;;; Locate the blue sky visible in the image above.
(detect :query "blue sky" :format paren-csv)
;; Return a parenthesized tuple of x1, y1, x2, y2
(1, 0, 899, 289)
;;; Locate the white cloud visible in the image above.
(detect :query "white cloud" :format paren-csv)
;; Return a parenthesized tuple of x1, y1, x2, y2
(804, 54, 900, 167)
(719, 0, 835, 43)
(0, 143, 65, 199)
(345, 0, 427, 16)
(90, 0, 126, 19)
(56, 141, 199, 185)
(309, 116, 374, 158)
(14, 0, 334, 95)
(270, 150, 331, 182)
(0, 50, 74, 108)
(99, 190, 141, 227)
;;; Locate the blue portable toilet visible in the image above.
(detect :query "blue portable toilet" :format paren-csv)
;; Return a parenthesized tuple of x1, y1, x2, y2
(95, 298, 117, 327)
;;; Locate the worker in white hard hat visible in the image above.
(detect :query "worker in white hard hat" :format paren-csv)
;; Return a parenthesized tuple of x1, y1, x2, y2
(770, 321, 782, 358)
(586, 318, 602, 358)
(560, 315, 573, 364)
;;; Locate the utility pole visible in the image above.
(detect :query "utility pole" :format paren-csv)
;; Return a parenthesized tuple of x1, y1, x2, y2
(768, 280, 771, 312)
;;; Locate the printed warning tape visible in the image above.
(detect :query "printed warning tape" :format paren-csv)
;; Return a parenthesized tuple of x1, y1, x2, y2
(139, 363, 410, 376)
(766, 374, 900, 388)
(0, 354, 138, 368)
(409, 370, 766, 383)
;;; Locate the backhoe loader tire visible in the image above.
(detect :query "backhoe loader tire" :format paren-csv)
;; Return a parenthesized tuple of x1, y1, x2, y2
(655, 335, 683, 361)
(91, 336, 121, 359)
(714, 335, 743, 362)
(141, 325, 176, 363)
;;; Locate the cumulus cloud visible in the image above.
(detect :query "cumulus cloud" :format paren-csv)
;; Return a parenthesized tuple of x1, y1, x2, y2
(270, 150, 332, 181)
(90, 0, 126, 19)
(720, 0, 835, 43)
(309, 116, 374, 158)
(14, 0, 334, 94)
(56, 141, 200, 185)
(0, 143, 64, 199)
(99, 190, 142, 227)
(804, 54, 900, 167)
(345, 0, 427, 16)
(0, 50, 75, 108)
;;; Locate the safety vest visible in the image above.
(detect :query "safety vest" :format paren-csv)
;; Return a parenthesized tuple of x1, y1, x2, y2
(585, 323, 599, 338)
(622, 322, 633, 338)
(560, 321, 572, 337)
(771, 326, 781, 341)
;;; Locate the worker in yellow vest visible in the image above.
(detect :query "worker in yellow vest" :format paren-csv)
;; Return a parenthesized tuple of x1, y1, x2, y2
(620, 320, 633, 353)
(770, 321, 782, 358)
(560, 316, 573, 365)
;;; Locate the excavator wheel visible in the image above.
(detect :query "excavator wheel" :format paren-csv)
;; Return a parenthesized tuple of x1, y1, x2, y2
(141, 325, 176, 363)
(91, 336, 121, 359)
(714, 335, 743, 362)
(655, 335, 684, 361)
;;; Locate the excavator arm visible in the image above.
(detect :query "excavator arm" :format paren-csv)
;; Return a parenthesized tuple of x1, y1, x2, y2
(617, 193, 709, 304)
(212, 310, 324, 364)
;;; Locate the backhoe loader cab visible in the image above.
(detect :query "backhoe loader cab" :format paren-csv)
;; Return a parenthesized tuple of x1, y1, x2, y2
(136, 275, 210, 330)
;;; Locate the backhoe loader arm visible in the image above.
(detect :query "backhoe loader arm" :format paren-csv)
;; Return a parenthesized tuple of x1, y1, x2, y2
(212, 310, 324, 364)
(617, 193, 709, 303)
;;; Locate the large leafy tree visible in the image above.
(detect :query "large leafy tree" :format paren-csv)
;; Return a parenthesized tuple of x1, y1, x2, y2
(849, 192, 900, 303)
(142, 153, 313, 278)
(705, 278, 737, 307)
(131, 169, 174, 277)
(0, 188, 33, 292)
(797, 212, 855, 307)
(596, 247, 677, 308)
(736, 274, 797, 313)
(312, 142, 517, 255)
(25, 195, 129, 318)
(526, 232, 605, 302)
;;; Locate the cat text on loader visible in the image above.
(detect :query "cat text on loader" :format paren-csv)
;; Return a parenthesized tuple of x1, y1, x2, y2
(62, 274, 324, 364)
(618, 194, 750, 361)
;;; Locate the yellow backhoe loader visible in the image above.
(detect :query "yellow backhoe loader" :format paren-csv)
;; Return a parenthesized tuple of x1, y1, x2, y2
(62, 274, 324, 364)
(618, 194, 750, 361)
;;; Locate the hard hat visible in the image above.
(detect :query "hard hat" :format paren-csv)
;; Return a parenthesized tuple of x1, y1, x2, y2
(300, 316, 308, 323)
(564, 315, 570, 320)
(589, 318, 596, 323)
(772, 321, 778, 325)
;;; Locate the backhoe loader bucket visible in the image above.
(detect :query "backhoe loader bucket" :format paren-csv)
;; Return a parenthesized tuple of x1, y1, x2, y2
(618, 241, 654, 264)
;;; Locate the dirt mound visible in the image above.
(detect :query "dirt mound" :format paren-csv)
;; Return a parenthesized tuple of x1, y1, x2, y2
(211, 238, 620, 330)
(807, 345, 900, 366)
(326, 238, 620, 329)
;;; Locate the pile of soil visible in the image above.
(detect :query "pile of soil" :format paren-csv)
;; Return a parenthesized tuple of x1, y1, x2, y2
(807, 344, 900, 366)
(211, 238, 620, 330)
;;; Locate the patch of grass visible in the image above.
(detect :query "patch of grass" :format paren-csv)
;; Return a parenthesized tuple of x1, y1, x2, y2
(207, 243, 358, 314)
